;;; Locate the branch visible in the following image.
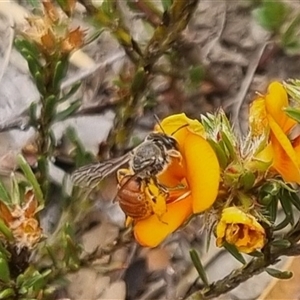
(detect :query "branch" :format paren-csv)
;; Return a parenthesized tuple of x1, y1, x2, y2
(185, 244, 300, 300)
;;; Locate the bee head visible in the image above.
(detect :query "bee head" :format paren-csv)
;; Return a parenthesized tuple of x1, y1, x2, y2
(145, 132, 178, 150)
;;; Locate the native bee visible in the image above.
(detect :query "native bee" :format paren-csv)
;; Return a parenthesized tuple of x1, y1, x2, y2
(116, 169, 169, 220)
(71, 131, 182, 220)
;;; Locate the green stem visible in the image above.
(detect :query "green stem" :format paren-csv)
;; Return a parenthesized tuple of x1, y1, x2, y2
(80, 0, 199, 154)
(36, 100, 50, 198)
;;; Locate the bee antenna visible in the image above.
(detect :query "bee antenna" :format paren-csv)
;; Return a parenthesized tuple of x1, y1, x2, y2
(171, 123, 189, 136)
(154, 114, 189, 136)
(153, 114, 166, 134)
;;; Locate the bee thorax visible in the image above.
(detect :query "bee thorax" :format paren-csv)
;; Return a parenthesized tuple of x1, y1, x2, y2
(131, 141, 168, 176)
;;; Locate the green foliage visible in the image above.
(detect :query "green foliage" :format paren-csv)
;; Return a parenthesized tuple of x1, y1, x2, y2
(17, 155, 44, 207)
(223, 242, 246, 264)
(265, 268, 293, 279)
(252, 1, 300, 54)
(253, 0, 289, 32)
(188, 65, 205, 86)
(65, 127, 94, 168)
(281, 14, 300, 54)
(189, 249, 209, 287)
(284, 107, 300, 123)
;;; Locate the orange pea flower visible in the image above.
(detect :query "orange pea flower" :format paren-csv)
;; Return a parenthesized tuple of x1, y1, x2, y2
(249, 82, 300, 183)
(216, 207, 266, 253)
(133, 114, 220, 247)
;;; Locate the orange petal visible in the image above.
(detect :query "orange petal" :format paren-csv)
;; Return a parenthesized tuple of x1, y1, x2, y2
(265, 82, 296, 133)
(183, 133, 220, 213)
(158, 156, 186, 187)
(293, 135, 300, 163)
(133, 195, 193, 247)
(268, 115, 300, 183)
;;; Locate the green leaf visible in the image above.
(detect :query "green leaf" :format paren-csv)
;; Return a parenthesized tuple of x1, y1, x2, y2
(259, 194, 274, 206)
(267, 197, 278, 223)
(21, 271, 46, 291)
(281, 14, 300, 51)
(56, 0, 73, 15)
(14, 39, 40, 61)
(259, 183, 278, 205)
(26, 55, 43, 80)
(131, 68, 147, 94)
(240, 171, 255, 191)
(279, 190, 294, 225)
(189, 65, 205, 85)
(29, 102, 38, 126)
(189, 249, 209, 287)
(17, 155, 44, 206)
(221, 131, 237, 161)
(34, 71, 47, 95)
(0, 257, 10, 283)
(101, 0, 117, 17)
(27, 0, 40, 7)
(260, 181, 281, 196)
(85, 29, 104, 45)
(16, 274, 25, 287)
(52, 59, 69, 92)
(253, 0, 289, 32)
(161, 0, 173, 11)
(266, 268, 293, 279)
(274, 215, 291, 231)
(271, 239, 291, 248)
(223, 242, 246, 264)
(46, 246, 58, 268)
(0, 242, 11, 260)
(207, 139, 228, 169)
(0, 288, 15, 299)
(60, 82, 81, 102)
(10, 174, 20, 206)
(290, 192, 300, 211)
(66, 127, 94, 167)
(54, 100, 81, 122)
(44, 94, 58, 122)
(247, 250, 264, 257)
(0, 181, 11, 206)
(0, 220, 13, 241)
(284, 107, 300, 123)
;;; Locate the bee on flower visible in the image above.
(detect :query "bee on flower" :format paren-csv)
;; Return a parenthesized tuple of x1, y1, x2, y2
(72, 113, 220, 247)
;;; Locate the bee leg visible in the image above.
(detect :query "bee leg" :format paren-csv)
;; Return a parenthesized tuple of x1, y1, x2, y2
(117, 168, 133, 183)
(167, 149, 182, 161)
(145, 179, 168, 224)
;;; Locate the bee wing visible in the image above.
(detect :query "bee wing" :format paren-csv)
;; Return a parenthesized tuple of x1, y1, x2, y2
(71, 153, 131, 188)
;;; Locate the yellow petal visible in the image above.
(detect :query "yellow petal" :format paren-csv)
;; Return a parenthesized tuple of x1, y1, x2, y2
(216, 207, 265, 253)
(268, 115, 300, 183)
(157, 113, 205, 137)
(133, 195, 193, 247)
(218, 207, 257, 225)
(183, 133, 220, 213)
(249, 97, 268, 136)
(265, 82, 296, 133)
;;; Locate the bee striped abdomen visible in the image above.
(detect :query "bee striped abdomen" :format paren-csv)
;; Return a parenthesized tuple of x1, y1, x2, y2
(117, 175, 153, 220)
